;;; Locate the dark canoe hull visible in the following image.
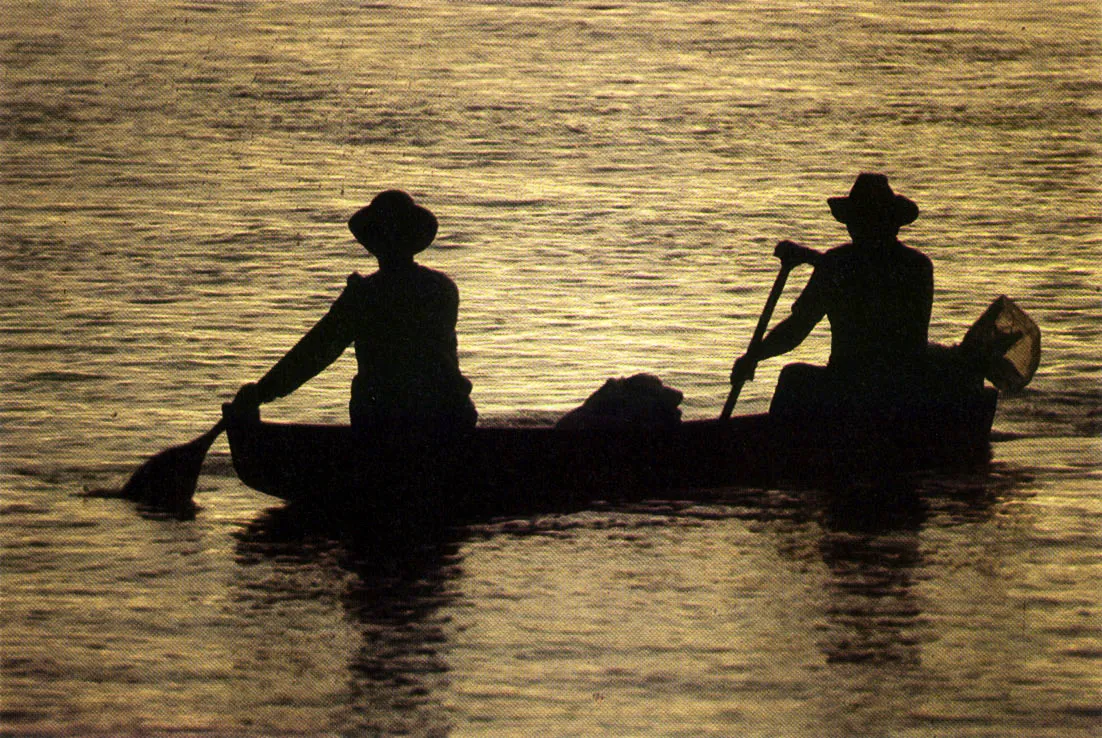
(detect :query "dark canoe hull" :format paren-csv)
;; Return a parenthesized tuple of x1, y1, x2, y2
(223, 387, 998, 521)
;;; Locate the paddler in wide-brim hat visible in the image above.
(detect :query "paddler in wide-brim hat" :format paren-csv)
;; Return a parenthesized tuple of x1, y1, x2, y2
(233, 189, 477, 436)
(730, 173, 934, 408)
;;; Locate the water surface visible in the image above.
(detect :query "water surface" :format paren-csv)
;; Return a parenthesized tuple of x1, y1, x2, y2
(1, 1, 1099, 735)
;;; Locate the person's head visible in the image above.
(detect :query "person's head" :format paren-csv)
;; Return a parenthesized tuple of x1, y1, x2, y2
(348, 190, 438, 266)
(828, 173, 918, 245)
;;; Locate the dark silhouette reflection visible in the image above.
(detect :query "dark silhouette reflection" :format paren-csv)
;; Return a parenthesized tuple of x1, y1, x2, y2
(222, 461, 1031, 734)
(819, 532, 924, 666)
(232, 504, 463, 736)
(814, 479, 929, 667)
(760, 465, 1028, 668)
(823, 465, 1030, 665)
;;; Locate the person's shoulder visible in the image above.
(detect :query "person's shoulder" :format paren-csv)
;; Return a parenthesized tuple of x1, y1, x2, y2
(338, 271, 381, 307)
(343, 271, 378, 294)
(415, 263, 456, 281)
(818, 243, 854, 267)
(898, 243, 933, 270)
(415, 264, 460, 293)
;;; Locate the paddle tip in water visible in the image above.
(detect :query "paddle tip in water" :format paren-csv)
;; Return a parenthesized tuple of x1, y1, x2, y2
(114, 420, 225, 517)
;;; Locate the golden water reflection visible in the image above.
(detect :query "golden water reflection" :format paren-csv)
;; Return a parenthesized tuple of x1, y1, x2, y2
(219, 461, 1067, 736)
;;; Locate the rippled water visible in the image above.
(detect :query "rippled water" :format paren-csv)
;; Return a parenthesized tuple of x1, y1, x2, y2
(2, 1, 1099, 736)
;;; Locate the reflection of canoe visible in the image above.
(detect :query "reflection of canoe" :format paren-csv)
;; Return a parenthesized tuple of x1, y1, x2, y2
(223, 385, 998, 521)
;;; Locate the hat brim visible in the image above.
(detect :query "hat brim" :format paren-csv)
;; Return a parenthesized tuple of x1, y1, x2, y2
(828, 194, 919, 227)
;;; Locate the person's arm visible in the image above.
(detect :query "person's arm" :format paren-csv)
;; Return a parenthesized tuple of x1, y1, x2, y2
(730, 311, 821, 384)
(731, 264, 828, 383)
(254, 308, 353, 403)
(752, 311, 820, 362)
(234, 281, 359, 409)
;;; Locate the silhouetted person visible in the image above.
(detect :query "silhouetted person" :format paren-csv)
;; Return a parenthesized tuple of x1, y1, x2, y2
(233, 190, 476, 437)
(732, 173, 932, 414)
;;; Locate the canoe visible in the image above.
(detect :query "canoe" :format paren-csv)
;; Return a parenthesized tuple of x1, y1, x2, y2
(222, 384, 998, 522)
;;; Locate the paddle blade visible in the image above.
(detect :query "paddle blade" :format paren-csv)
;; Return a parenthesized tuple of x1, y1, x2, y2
(119, 421, 224, 513)
(961, 296, 1041, 391)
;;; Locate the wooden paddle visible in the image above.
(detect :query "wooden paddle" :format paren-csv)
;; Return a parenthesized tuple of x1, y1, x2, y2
(720, 240, 820, 420)
(118, 418, 226, 513)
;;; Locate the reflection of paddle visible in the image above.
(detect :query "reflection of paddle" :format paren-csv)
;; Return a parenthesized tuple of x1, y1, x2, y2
(721, 241, 820, 420)
(118, 418, 225, 513)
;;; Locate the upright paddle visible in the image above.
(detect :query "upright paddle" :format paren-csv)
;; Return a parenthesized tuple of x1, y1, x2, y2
(720, 240, 820, 420)
(118, 418, 226, 514)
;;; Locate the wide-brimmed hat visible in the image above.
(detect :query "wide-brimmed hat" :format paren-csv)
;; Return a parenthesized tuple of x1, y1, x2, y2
(827, 173, 919, 228)
(348, 190, 438, 256)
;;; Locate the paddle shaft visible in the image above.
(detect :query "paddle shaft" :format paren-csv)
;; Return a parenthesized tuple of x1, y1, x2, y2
(204, 417, 227, 442)
(720, 240, 821, 420)
(720, 262, 794, 420)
